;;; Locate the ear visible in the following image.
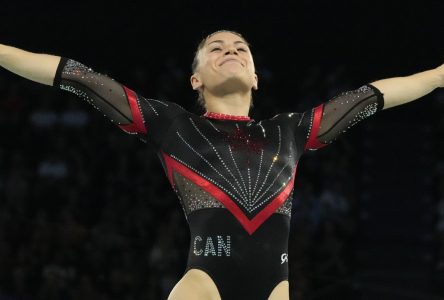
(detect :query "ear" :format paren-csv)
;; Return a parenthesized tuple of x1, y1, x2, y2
(190, 73, 203, 90)
(252, 73, 258, 90)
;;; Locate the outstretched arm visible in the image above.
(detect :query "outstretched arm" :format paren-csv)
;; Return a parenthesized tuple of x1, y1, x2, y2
(0, 44, 136, 130)
(284, 63, 444, 151)
(0, 44, 61, 86)
(301, 64, 444, 150)
(0, 44, 187, 146)
(371, 64, 444, 109)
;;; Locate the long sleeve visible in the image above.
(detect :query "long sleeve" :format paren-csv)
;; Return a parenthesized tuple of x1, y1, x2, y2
(53, 58, 187, 146)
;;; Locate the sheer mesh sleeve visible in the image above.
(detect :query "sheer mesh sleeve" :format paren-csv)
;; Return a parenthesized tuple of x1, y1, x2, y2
(280, 84, 384, 152)
(53, 57, 187, 146)
(302, 84, 384, 150)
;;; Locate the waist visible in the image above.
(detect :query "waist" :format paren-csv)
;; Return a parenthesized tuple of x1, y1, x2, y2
(186, 209, 290, 272)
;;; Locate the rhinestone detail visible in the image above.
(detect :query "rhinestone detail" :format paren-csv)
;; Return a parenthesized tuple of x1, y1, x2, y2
(203, 111, 251, 121)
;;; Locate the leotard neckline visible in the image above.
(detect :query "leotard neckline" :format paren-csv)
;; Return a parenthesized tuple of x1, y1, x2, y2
(203, 111, 251, 121)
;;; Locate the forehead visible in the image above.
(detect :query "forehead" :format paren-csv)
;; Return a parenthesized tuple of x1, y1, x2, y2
(204, 32, 248, 46)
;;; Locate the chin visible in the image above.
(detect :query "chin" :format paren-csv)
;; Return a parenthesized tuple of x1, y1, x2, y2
(213, 77, 251, 95)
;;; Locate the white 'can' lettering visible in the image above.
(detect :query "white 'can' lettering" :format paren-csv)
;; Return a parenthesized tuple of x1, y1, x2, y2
(217, 235, 231, 256)
(204, 237, 217, 256)
(193, 236, 203, 256)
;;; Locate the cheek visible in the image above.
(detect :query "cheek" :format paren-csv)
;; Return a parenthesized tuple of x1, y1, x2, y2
(248, 57, 256, 71)
(200, 58, 219, 78)
(198, 51, 215, 68)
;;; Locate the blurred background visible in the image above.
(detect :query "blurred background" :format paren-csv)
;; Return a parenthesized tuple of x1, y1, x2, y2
(1, 0, 444, 299)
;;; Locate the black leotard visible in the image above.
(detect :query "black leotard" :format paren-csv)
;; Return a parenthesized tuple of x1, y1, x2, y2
(53, 58, 384, 300)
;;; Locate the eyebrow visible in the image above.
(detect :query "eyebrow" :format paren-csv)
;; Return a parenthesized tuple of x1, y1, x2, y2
(207, 40, 247, 46)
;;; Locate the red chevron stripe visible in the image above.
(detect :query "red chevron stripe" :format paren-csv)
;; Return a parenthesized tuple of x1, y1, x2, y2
(305, 103, 327, 150)
(162, 152, 297, 235)
(118, 86, 147, 134)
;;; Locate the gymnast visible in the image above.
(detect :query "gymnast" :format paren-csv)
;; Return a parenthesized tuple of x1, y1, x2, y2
(0, 30, 443, 299)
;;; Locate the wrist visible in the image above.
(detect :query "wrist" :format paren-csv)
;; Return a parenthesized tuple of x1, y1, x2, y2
(436, 64, 444, 88)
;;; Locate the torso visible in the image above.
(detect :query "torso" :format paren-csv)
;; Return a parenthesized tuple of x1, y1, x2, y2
(158, 112, 305, 300)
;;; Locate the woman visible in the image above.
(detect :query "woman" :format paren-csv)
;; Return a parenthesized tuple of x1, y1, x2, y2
(0, 30, 443, 300)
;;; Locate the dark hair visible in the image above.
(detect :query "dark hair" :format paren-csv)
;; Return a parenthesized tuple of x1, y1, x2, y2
(191, 30, 253, 109)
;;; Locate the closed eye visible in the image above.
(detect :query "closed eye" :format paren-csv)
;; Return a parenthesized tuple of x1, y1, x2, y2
(237, 48, 247, 52)
(211, 47, 221, 52)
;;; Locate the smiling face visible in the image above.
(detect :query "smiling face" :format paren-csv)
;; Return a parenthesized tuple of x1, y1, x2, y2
(191, 31, 258, 102)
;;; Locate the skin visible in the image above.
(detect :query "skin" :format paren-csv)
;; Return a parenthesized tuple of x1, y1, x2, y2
(372, 65, 444, 109)
(190, 31, 258, 117)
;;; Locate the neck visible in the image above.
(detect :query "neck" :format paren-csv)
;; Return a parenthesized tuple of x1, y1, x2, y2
(203, 90, 251, 116)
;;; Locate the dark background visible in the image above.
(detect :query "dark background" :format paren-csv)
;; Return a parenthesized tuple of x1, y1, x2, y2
(1, 0, 444, 299)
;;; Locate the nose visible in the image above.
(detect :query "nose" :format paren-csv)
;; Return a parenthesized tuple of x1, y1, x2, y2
(224, 46, 238, 56)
